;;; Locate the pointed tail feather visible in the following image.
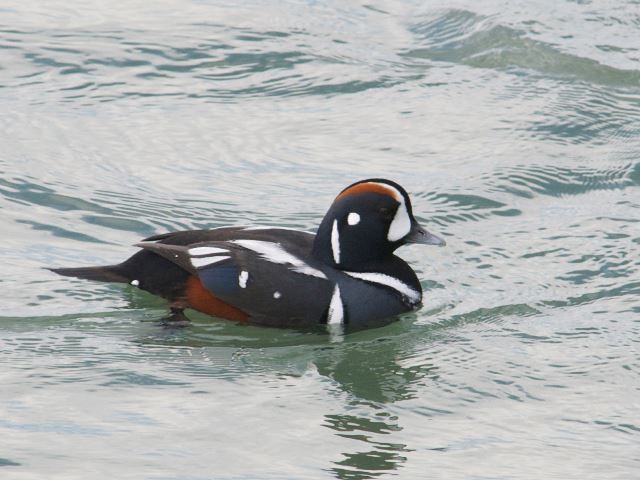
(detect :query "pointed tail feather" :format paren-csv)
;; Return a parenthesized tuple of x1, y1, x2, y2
(48, 265, 129, 283)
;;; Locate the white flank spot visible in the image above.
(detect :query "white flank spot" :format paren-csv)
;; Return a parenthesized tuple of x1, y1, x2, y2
(387, 200, 411, 242)
(191, 255, 230, 269)
(327, 285, 344, 325)
(331, 219, 340, 264)
(273, 291, 281, 299)
(130, 279, 139, 287)
(189, 246, 228, 256)
(344, 271, 421, 304)
(347, 212, 360, 226)
(231, 240, 327, 279)
(238, 270, 249, 288)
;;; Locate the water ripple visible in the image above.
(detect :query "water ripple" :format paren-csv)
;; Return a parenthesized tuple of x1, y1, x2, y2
(407, 9, 640, 87)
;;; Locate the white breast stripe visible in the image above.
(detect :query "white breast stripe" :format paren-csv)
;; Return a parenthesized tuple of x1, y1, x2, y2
(231, 240, 327, 279)
(191, 256, 230, 269)
(327, 285, 344, 325)
(344, 271, 421, 304)
(331, 219, 340, 264)
(189, 246, 228, 257)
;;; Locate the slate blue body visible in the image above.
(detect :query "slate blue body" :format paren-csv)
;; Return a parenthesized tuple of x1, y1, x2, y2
(50, 179, 446, 330)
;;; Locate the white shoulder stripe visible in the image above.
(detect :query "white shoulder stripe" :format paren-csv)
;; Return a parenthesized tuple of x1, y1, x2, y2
(344, 271, 421, 304)
(231, 239, 327, 279)
(327, 285, 344, 325)
(192, 255, 230, 269)
(189, 246, 228, 256)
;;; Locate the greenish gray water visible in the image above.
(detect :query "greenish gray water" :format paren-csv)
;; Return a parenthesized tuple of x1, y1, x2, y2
(1, 1, 639, 479)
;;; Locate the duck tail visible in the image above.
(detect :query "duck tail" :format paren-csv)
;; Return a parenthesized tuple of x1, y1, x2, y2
(48, 265, 129, 283)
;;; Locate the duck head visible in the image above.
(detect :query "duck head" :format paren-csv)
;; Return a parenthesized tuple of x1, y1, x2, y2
(312, 178, 445, 270)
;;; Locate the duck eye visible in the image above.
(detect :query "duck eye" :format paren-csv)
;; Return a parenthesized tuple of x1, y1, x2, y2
(379, 207, 394, 221)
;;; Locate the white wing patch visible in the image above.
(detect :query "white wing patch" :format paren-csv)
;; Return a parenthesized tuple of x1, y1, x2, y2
(231, 239, 327, 279)
(344, 271, 421, 305)
(331, 219, 341, 264)
(189, 246, 228, 256)
(188, 245, 230, 269)
(191, 256, 230, 269)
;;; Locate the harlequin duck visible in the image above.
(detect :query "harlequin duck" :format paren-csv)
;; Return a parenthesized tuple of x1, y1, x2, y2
(50, 179, 445, 329)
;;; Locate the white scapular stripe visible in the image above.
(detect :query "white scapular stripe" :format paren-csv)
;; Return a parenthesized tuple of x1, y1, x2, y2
(327, 285, 344, 325)
(189, 246, 228, 256)
(231, 240, 327, 279)
(344, 271, 421, 304)
(347, 212, 360, 225)
(191, 255, 230, 269)
(331, 219, 341, 264)
(238, 270, 249, 288)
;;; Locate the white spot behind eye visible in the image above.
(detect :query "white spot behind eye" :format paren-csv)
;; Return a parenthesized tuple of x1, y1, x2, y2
(347, 212, 360, 226)
(273, 291, 281, 299)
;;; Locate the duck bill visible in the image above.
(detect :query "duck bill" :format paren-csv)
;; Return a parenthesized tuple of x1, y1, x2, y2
(405, 222, 446, 246)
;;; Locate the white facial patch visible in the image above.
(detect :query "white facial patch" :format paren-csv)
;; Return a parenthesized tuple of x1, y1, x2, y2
(231, 240, 327, 279)
(331, 219, 341, 264)
(191, 256, 230, 269)
(352, 182, 412, 242)
(344, 271, 421, 305)
(327, 285, 344, 325)
(387, 199, 411, 242)
(238, 270, 249, 288)
(347, 212, 360, 226)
